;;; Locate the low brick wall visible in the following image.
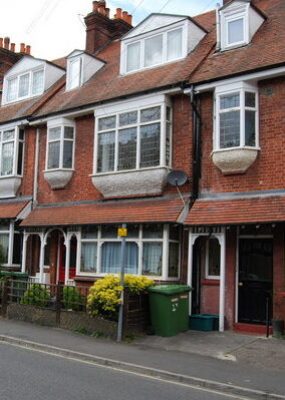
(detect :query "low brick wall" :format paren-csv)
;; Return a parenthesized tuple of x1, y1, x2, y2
(7, 304, 57, 327)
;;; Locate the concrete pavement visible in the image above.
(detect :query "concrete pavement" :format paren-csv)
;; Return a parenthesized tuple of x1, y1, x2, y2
(0, 318, 284, 399)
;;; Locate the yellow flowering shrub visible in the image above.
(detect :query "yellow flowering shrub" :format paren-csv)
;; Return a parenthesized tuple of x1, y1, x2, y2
(87, 274, 154, 320)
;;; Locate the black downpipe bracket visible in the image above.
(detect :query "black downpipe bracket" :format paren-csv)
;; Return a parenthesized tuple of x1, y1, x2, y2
(190, 87, 202, 202)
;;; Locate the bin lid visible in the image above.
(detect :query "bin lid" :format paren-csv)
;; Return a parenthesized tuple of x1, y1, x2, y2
(148, 284, 191, 295)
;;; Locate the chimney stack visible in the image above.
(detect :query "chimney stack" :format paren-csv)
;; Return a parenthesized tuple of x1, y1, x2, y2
(85, 1, 132, 54)
(4, 37, 10, 50)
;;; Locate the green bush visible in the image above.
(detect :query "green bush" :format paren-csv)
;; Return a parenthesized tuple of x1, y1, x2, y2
(21, 284, 50, 307)
(63, 286, 84, 311)
(87, 274, 154, 320)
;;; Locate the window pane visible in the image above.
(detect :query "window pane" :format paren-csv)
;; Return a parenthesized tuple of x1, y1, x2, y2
(63, 140, 73, 168)
(64, 126, 74, 139)
(97, 131, 115, 172)
(119, 111, 138, 127)
(32, 70, 44, 95)
(169, 226, 180, 240)
(0, 233, 9, 263)
(208, 238, 220, 277)
(220, 111, 240, 148)
(49, 127, 61, 141)
(140, 123, 160, 168)
(220, 93, 240, 109)
(245, 92, 256, 108)
(19, 129, 25, 141)
(44, 237, 51, 266)
(166, 122, 171, 166)
(118, 127, 137, 170)
(98, 116, 116, 131)
(0, 224, 9, 231)
(69, 58, 81, 89)
(7, 78, 17, 102)
(17, 141, 24, 175)
(168, 242, 179, 278)
(228, 18, 244, 44)
(167, 28, 183, 61)
(12, 233, 21, 265)
(1, 142, 14, 176)
(126, 42, 140, 72)
(143, 224, 163, 239)
(3, 129, 15, 141)
(145, 35, 163, 67)
(80, 242, 97, 273)
(126, 225, 139, 238)
(245, 110, 256, 147)
(18, 73, 30, 97)
(101, 225, 117, 238)
(142, 243, 162, 276)
(48, 142, 60, 169)
(125, 242, 138, 274)
(101, 242, 120, 273)
(141, 106, 161, 123)
(81, 226, 98, 239)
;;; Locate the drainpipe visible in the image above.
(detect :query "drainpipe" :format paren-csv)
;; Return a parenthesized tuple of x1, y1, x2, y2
(216, 3, 221, 51)
(33, 128, 40, 205)
(189, 86, 202, 201)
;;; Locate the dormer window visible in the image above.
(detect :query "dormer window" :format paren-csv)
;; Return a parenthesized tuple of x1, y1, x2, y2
(121, 14, 206, 75)
(66, 50, 105, 92)
(219, 1, 264, 51)
(6, 69, 44, 103)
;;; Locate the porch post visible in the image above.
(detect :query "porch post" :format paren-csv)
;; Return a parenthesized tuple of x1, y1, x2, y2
(218, 228, 226, 332)
(187, 231, 198, 315)
(39, 233, 45, 283)
(65, 234, 70, 285)
(21, 232, 28, 273)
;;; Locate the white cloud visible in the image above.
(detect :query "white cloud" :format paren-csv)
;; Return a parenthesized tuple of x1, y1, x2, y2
(0, 0, 217, 60)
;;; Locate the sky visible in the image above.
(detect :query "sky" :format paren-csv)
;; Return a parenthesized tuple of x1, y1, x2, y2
(0, 0, 219, 61)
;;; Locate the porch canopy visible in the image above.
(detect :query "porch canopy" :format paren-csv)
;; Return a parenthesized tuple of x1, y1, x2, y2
(21, 197, 185, 227)
(185, 195, 285, 226)
(0, 201, 30, 219)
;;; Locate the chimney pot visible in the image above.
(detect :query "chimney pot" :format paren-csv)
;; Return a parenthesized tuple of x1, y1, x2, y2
(116, 8, 122, 19)
(4, 37, 10, 50)
(105, 7, 110, 18)
(26, 45, 31, 55)
(126, 14, 133, 25)
(0, 38, 3, 48)
(122, 11, 128, 22)
(20, 43, 25, 53)
(92, 1, 100, 12)
(10, 43, 15, 52)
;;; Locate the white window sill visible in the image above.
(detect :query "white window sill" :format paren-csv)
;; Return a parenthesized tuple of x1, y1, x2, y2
(92, 166, 170, 198)
(0, 176, 22, 198)
(212, 147, 259, 175)
(44, 169, 74, 189)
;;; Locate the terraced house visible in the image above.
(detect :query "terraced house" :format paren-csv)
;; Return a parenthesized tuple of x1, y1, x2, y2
(0, 0, 284, 333)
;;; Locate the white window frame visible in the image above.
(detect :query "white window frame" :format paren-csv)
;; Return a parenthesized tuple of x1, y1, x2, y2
(93, 94, 172, 175)
(45, 118, 76, 171)
(214, 82, 259, 151)
(77, 224, 180, 280)
(66, 56, 83, 91)
(205, 237, 221, 280)
(5, 68, 45, 104)
(0, 125, 25, 178)
(220, 3, 249, 50)
(121, 20, 188, 75)
(0, 221, 21, 267)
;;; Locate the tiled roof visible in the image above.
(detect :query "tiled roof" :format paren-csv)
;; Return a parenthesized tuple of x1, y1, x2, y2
(21, 197, 185, 227)
(185, 195, 285, 226)
(0, 201, 29, 219)
(191, 0, 285, 84)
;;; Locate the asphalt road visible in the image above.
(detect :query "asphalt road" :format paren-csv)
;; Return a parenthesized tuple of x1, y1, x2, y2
(0, 343, 245, 400)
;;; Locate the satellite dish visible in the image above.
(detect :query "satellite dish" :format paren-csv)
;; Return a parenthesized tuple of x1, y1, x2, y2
(167, 170, 188, 187)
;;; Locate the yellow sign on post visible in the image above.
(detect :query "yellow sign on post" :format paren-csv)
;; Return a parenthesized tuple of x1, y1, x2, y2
(118, 227, 128, 237)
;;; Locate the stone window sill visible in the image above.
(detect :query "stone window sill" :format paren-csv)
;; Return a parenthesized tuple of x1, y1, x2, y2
(0, 176, 22, 198)
(44, 169, 74, 189)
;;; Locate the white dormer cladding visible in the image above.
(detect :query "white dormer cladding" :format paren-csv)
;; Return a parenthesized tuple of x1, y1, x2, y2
(2, 56, 65, 106)
(219, 1, 264, 50)
(120, 13, 206, 75)
(66, 50, 105, 91)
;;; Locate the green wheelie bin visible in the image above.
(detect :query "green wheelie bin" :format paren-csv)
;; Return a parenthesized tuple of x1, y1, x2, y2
(148, 285, 191, 337)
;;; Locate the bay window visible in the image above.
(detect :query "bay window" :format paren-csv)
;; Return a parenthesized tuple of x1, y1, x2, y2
(215, 85, 258, 150)
(5, 69, 44, 103)
(46, 124, 75, 170)
(78, 224, 180, 279)
(96, 103, 171, 174)
(0, 127, 24, 177)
